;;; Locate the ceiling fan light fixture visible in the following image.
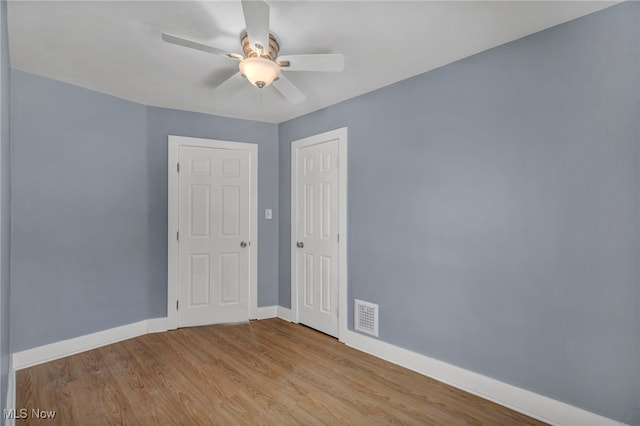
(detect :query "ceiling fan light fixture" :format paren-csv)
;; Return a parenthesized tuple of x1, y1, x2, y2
(239, 57, 281, 89)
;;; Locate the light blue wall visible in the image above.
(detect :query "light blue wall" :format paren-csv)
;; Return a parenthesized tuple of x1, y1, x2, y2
(146, 107, 279, 314)
(9, 71, 279, 352)
(0, 0, 10, 416)
(279, 3, 639, 424)
(10, 71, 149, 352)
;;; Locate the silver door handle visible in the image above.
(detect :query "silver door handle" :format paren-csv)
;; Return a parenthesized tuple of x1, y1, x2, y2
(296, 241, 304, 248)
(240, 241, 248, 248)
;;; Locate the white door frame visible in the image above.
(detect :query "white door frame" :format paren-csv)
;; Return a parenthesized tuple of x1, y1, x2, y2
(168, 135, 258, 330)
(291, 127, 348, 340)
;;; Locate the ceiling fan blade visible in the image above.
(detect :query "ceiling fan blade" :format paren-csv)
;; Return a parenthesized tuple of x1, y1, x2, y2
(162, 33, 242, 60)
(272, 74, 306, 104)
(277, 54, 344, 72)
(212, 72, 243, 92)
(241, 0, 270, 52)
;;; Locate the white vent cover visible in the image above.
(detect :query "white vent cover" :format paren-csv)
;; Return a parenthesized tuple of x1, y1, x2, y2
(354, 299, 379, 337)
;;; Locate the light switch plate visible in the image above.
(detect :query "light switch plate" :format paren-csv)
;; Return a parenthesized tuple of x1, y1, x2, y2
(265, 209, 272, 220)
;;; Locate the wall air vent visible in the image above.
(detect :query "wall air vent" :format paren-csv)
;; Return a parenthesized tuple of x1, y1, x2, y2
(354, 299, 379, 337)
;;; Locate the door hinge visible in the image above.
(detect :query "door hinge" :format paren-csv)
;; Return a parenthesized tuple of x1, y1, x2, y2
(176, 300, 179, 310)
(177, 163, 180, 173)
(337, 157, 339, 168)
(337, 233, 340, 243)
(177, 231, 179, 241)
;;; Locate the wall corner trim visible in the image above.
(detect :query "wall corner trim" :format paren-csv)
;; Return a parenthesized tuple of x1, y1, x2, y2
(276, 306, 292, 322)
(5, 357, 15, 426)
(339, 329, 623, 426)
(12, 318, 169, 371)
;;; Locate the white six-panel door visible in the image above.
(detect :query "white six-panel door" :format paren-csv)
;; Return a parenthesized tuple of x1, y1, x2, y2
(168, 136, 257, 329)
(292, 129, 346, 337)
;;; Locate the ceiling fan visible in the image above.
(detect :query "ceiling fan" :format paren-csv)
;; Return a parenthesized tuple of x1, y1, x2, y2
(161, 0, 345, 104)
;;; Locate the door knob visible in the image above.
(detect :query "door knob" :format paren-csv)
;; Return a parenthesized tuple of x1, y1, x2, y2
(240, 241, 248, 248)
(296, 241, 304, 248)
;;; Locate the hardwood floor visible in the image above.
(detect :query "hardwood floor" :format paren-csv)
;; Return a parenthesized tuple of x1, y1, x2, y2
(17, 319, 546, 425)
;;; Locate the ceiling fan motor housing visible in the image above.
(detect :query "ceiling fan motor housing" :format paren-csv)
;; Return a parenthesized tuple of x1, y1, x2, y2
(240, 31, 280, 60)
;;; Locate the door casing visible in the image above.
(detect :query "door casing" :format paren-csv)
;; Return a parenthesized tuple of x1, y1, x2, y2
(291, 127, 348, 340)
(168, 135, 258, 330)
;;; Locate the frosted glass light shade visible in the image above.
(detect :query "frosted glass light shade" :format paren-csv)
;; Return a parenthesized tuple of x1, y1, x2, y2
(239, 57, 281, 89)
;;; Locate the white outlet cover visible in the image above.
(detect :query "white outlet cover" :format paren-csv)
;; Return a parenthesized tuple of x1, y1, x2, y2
(265, 209, 272, 220)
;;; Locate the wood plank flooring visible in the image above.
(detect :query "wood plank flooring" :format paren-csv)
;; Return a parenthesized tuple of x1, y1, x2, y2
(17, 319, 546, 425)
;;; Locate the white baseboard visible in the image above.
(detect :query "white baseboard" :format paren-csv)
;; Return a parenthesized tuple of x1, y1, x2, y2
(12, 317, 168, 370)
(340, 330, 622, 426)
(255, 306, 291, 322)
(255, 306, 278, 320)
(277, 306, 292, 322)
(146, 318, 168, 334)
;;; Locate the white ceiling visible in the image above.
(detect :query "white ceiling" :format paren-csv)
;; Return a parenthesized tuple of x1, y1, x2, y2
(8, 1, 616, 123)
